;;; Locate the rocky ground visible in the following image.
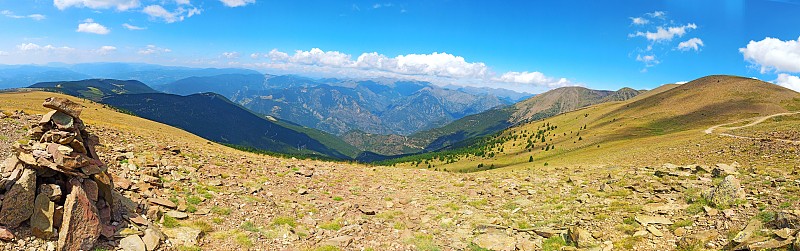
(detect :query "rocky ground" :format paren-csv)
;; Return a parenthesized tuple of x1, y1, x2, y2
(0, 109, 799, 251)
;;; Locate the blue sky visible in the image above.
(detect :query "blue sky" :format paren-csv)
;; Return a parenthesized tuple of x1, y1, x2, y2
(1, 0, 800, 93)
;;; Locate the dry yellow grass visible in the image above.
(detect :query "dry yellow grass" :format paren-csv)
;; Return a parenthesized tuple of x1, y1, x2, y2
(394, 75, 800, 172)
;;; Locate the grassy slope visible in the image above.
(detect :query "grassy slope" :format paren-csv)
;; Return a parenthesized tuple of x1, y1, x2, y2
(392, 75, 800, 172)
(0, 91, 239, 154)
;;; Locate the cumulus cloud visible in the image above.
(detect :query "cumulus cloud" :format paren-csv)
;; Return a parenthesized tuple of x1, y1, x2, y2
(143, 5, 201, 23)
(96, 45, 117, 55)
(219, 0, 255, 7)
(76, 20, 110, 34)
(1, 10, 46, 20)
(138, 45, 171, 55)
(259, 48, 572, 89)
(54, 0, 140, 11)
(493, 71, 572, 88)
(222, 52, 240, 59)
(630, 23, 697, 42)
(739, 36, 800, 73)
(249, 53, 261, 59)
(775, 74, 800, 92)
(678, 38, 704, 51)
(16, 43, 75, 54)
(122, 23, 146, 30)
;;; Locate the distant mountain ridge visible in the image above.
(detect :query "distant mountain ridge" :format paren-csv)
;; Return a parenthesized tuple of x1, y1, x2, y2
(352, 86, 644, 158)
(28, 79, 360, 160)
(157, 74, 509, 135)
(30, 79, 159, 100)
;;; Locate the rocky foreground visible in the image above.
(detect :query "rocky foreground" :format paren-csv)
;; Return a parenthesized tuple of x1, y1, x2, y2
(0, 99, 799, 251)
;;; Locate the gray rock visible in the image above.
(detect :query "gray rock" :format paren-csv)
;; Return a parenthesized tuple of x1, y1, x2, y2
(142, 228, 162, 251)
(568, 226, 597, 248)
(38, 184, 62, 202)
(163, 227, 201, 246)
(705, 175, 744, 208)
(679, 230, 719, 249)
(31, 193, 56, 239)
(473, 232, 516, 251)
(0, 168, 36, 228)
(165, 211, 188, 219)
(120, 235, 146, 251)
(322, 235, 354, 248)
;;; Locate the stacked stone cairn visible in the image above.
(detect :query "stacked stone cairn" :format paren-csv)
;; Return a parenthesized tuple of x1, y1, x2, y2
(0, 97, 114, 250)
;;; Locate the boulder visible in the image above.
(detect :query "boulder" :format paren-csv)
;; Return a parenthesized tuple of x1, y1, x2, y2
(119, 235, 146, 251)
(50, 112, 74, 130)
(705, 175, 744, 208)
(31, 193, 56, 239)
(58, 179, 101, 251)
(0, 168, 36, 228)
(473, 232, 516, 251)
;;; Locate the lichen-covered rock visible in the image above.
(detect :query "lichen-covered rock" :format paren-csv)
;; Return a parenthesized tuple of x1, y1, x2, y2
(31, 193, 56, 239)
(42, 97, 83, 119)
(705, 175, 744, 208)
(0, 168, 36, 228)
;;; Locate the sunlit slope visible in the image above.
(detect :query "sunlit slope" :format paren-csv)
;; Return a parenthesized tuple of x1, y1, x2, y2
(391, 75, 800, 172)
(0, 91, 251, 157)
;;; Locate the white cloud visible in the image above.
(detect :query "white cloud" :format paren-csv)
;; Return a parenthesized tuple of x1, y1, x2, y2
(775, 73, 800, 92)
(54, 0, 140, 11)
(122, 23, 146, 30)
(0, 51, 8, 56)
(636, 54, 659, 67)
(143, 5, 200, 23)
(219, 0, 255, 7)
(630, 17, 648, 25)
(373, 3, 393, 9)
(493, 71, 573, 88)
(678, 38, 704, 51)
(138, 45, 171, 55)
(648, 11, 666, 18)
(222, 52, 240, 59)
(259, 48, 572, 90)
(76, 21, 110, 34)
(249, 53, 261, 59)
(739, 36, 800, 73)
(96, 45, 117, 55)
(1, 10, 46, 20)
(16, 43, 75, 54)
(175, 0, 191, 5)
(630, 23, 697, 42)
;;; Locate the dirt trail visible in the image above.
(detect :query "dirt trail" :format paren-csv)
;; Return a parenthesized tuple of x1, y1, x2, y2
(704, 111, 800, 144)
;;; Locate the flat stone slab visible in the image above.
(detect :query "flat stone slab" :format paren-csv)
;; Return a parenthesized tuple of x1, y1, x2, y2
(635, 215, 674, 226)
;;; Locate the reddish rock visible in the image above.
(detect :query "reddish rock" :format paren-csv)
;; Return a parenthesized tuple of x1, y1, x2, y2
(58, 179, 101, 251)
(0, 226, 14, 241)
(0, 168, 36, 228)
(83, 179, 99, 202)
(148, 198, 177, 209)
